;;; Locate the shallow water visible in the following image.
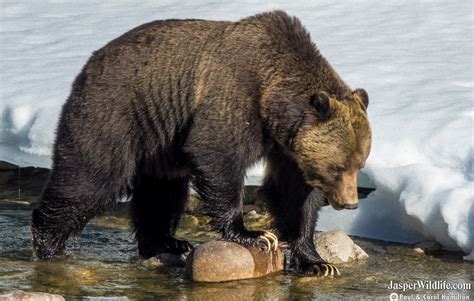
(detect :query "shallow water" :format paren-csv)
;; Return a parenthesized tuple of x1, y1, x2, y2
(0, 181, 472, 300)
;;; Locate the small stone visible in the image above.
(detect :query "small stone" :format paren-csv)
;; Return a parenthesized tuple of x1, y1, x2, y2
(178, 214, 199, 229)
(143, 253, 187, 268)
(413, 240, 442, 254)
(0, 290, 65, 301)
(184, 195, 200, 214)
(245, 212, 272, 230)
(244, 210, 260, 219)
(314, 230, 368, 263)
(82, 297, 129, 301)
(186, 240, 283, 282)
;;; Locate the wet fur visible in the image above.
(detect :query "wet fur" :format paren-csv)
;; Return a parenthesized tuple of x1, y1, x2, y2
(31, 11, 371, 274)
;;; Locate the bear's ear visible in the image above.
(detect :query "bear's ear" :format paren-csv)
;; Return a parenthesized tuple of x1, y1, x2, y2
(354, 88, 369, 109)
(309, 91, 335, 119)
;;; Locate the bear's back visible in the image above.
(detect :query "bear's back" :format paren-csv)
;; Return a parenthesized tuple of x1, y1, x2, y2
(63, 20, 233, 146)
(81, 19, 232, 91)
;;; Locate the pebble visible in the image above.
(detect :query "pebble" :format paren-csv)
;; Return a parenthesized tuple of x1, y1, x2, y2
(0, 290, 65, 301)
(413, 240, 442, 254)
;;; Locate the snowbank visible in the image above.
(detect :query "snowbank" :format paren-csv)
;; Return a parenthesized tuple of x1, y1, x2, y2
(0, 1, 472, 257)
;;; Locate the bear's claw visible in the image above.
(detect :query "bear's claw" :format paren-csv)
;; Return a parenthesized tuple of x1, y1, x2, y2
(313, 263, 340, 277)
(258, 231, 278, 252)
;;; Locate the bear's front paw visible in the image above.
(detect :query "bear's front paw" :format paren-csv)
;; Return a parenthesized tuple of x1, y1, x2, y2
(222, 229, 278, 253)
(312, 262, 340, 277)
(291, 250, 341, 276)
(293, 259, 340, 276)
(257, 231, 279, 252)
(164, 238, 194, 255)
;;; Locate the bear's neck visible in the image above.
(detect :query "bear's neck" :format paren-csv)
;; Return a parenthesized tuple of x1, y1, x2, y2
(240, 11, 353, 98)
(259, 49, 352, 99)
(309, 56, 352, 98)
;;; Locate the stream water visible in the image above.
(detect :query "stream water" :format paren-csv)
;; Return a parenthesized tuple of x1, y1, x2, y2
(0, 172, 472, 300)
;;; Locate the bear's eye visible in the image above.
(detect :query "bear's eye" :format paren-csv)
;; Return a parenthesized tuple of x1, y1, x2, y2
(329, 164, 346, 175)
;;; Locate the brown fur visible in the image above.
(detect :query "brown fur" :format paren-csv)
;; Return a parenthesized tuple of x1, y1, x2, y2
(32, 10, 372, 275)
(290, 91, 371, 209)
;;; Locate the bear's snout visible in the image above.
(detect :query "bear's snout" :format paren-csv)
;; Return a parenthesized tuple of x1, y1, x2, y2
(343, 203, 358, 210)
(329, 170, 359, 211)
(329, 197, 359, 211)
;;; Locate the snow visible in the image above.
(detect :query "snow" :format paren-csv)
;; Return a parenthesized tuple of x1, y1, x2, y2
(464, 251, 474, 262)
(0, 1, 472, 257)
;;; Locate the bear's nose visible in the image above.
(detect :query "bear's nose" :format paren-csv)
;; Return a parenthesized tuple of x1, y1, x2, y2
(344, 203, 358, 210)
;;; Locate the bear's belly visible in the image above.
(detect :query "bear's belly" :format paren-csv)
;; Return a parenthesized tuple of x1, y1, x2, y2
(155, 166, 191, 179)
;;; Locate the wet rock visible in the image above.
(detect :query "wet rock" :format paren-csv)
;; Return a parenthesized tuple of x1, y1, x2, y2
(244, 210, 260, 220)
(143, 253, 187, 268)
(0, 199, 32, 206)
(184, 195, 200, 214)
(82, 296, 129, 300)
(243, 204, 260, 214)
(186, 240, 283, 282)
(413, 240, 442, 254)
(314, 230, 369, 263)
(245, 212, 273, 231)
(178, 214, 200, 229)
(0, 290, 65, 301)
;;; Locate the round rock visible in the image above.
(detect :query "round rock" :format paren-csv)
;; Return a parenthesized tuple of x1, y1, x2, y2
(314, 230, 369, 263)
(186, 240, 283, 282)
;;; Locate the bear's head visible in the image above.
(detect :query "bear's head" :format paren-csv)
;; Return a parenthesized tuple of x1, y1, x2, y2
(288, 89, 371, 210)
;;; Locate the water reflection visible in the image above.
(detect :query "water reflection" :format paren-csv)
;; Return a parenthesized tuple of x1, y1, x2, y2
(0, 195, 472, 300)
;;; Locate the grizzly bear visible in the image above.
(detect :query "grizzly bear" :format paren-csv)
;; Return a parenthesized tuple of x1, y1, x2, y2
(31, 10, 371, 276)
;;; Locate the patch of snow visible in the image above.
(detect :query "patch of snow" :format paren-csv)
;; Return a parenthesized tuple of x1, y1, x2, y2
(463, 250, 474, 262)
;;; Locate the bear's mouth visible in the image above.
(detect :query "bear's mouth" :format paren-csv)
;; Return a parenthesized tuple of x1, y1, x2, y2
(329, 201, 345, 211)
(329, 200, 358, 211)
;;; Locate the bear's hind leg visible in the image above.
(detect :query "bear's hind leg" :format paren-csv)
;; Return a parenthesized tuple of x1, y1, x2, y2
(130, 176, 192, 259)
(32, 172, 110, 260)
